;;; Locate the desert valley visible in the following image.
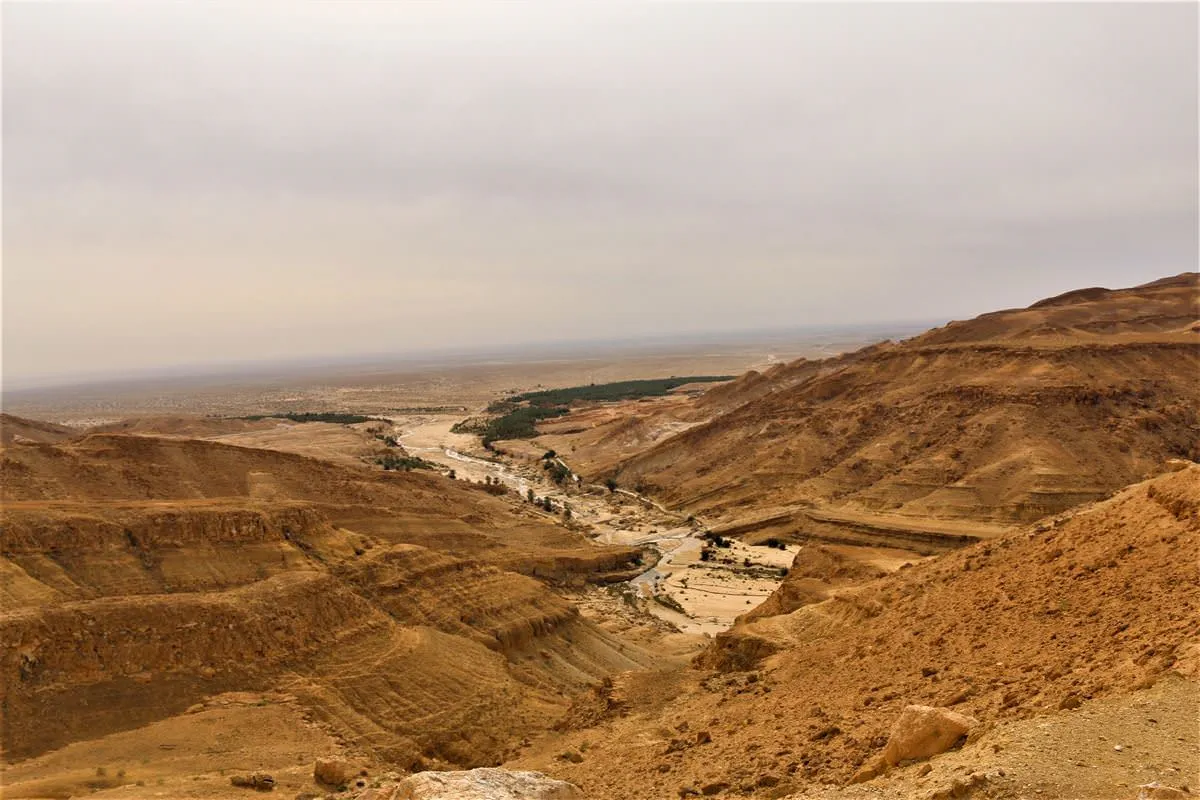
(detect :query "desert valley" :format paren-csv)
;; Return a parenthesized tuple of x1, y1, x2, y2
(5, 5, 1197, 797)
(2, 274, 1197, 800)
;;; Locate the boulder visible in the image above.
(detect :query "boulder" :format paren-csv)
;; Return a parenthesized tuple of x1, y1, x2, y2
(850, 705, 977, 783)
(882, 705, 977, 765)
(1137, 783, 1191, 800)
(229, 773, 276, 791)
(314, 757, 357, 787)
(1170, 640, 1200, 679)
(384, 768, 583, 800)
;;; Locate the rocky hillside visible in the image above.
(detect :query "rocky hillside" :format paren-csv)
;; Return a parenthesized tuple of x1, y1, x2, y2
(0, 434, 650, 768)
(1, 433, 642, 581)
(513, 465, 1200, 798)
(0, 412, 77, 445)
(610, 274, 1199, 528)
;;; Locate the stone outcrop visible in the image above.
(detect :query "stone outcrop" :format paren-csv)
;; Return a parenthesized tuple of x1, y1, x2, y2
(314, 757, 359, 787)
(850, 705, 978, 783)
(229, 772, 275, 791)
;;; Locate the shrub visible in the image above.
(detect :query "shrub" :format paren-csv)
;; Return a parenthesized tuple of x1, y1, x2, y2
(653, 594, 688, 615)
(376, 454, 433, 471)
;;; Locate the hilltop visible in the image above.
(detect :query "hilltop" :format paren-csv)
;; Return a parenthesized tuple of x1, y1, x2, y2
(598, 274, 1197, 535)
(0, 412, 77, 445)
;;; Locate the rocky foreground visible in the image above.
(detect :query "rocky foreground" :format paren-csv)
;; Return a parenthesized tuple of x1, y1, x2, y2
(509, 465, 1199, 798)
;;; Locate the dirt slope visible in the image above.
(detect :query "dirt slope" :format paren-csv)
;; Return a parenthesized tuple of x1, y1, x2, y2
(512, 465, 1200, 798)
(0, 413, 77, 445)
(0, 433, 649, 773)
(609, 274, 1199, 528)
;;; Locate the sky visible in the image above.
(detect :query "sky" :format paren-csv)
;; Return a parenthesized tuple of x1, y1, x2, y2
(3, 3, 1197, 387)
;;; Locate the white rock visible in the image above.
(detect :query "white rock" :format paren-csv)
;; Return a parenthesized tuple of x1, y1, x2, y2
(384, 768, 583, 800)
(1138, 782, 1190, 800)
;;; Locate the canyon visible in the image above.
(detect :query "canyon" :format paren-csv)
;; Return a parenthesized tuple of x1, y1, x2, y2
(1, 274, 1197, 799)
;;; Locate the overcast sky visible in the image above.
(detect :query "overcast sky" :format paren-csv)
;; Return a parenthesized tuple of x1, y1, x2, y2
(4, 3, 1197, 386)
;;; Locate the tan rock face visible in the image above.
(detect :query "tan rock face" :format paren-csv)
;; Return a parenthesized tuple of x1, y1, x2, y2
(883, 705, 978, 766)
(314, 757, 357, 787)
(1170, 640, 1200, 679)
(851, 705, 977, 783)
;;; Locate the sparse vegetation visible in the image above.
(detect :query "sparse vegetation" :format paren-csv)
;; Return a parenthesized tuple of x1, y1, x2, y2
(703, 531, 732, 548)
(653, 594, 688, 615)
(238, 411, 385, 425)
(508, 376, 733, 406)
(478, 405, 569, 445)
(605, 583, 641, 608)
(545, 461, 572, 485)
(375, 453, 434, 471)
(466, 376, 732, 446)
(450, 417, 489, 434)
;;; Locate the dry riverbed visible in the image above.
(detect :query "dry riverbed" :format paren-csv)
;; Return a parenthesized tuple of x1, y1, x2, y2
(386, 414, 798, 637)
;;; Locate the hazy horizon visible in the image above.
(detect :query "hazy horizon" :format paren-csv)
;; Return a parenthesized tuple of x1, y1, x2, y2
(2, 317, 935, 394)
(4, 3, 1197, 387)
